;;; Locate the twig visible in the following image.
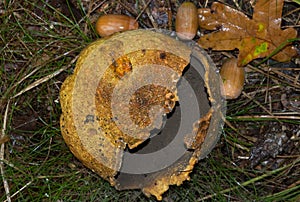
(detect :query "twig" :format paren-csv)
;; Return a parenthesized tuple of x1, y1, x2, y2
(265, 67, 270, 103)
(10, 49, 79, 92)
(166, 0, 172, 30)
(232, 0, 242, 10)
(118, 0, 138, 16)
(231, 115, 300, 120)
(12, 56, 78, 99)
(140, 0, 158, 28)
(287, 179, 300, 189)
(242, 91, 276, 117)
(0, 159, 28, 176)
(282, 5, 300, 17)
(224, 119, 257, 142)
(277, 155, 300, 158)
(204, 0, 209, 8)
(248, 65, 300, 89)
(36, 171, 80, 179)
(225, 138, 250, 152)
(0, 55, 77, 201)
(271, 69, 300, 87)
(84, 0, 95, 35)
(246, 85, 281, 96)
(1, 100, 11, 202)
(273, 112, 300, 115)
(3, 181, 33, 202)
(3, 170, 80, 202)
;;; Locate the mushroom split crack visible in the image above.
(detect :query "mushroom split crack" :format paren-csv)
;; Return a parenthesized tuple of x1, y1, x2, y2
(60, 29, 225, 200)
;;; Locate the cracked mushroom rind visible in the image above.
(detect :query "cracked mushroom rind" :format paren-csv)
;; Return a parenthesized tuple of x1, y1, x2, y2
(59, 29, 225, 200)
(60, 29, 191, 185)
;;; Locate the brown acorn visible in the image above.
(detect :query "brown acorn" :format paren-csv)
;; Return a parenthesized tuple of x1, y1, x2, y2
(175, 2, 198, 40)
(220, 58, 245, 99)
(95, 14, 139, 37)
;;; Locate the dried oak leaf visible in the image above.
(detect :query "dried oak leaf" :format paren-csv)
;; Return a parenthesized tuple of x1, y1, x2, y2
(198, 0, 298, 66)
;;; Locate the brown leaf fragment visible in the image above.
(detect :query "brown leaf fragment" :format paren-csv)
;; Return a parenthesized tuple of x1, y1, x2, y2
(198, 0, 298, 66)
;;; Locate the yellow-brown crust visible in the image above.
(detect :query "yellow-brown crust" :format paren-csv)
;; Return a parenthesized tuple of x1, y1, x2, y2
(60, 29, 224, 200)
(60, 29, 191, 186)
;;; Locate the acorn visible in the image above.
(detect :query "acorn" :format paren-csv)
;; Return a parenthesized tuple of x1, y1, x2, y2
(175, 2, 198, 40)
(220, 58, 245, 99)
(95, 14, 139, 37)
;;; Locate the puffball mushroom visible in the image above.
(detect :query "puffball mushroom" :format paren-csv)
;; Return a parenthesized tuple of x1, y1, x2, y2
(220, 57, 245, 99)
(60, 29, 225, 200)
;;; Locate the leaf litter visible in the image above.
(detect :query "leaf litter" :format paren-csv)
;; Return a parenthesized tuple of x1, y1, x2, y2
(198, 0, 298, 66)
